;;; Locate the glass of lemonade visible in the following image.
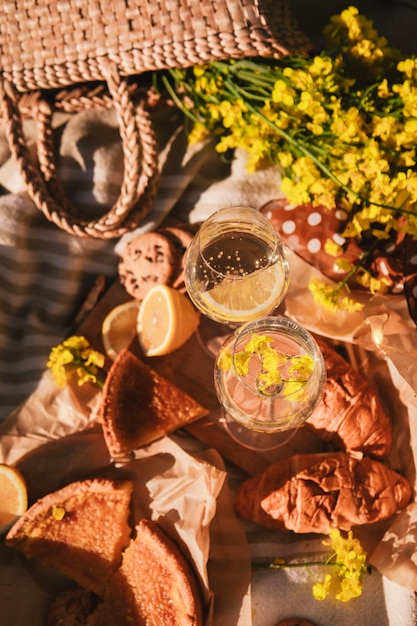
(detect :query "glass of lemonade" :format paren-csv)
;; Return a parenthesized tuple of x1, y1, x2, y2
(214, 316, 326, 446)
(184, 206, 289, 325)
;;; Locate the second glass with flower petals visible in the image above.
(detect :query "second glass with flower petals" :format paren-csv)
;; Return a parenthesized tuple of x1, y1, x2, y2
(214, 316, 326, 449)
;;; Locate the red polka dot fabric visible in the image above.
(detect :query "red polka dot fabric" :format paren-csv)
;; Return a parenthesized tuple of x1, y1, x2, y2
(260, 199, 417, 326)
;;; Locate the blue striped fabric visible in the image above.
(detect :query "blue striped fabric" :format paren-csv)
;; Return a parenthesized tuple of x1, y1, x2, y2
(0, 194, 119, 419)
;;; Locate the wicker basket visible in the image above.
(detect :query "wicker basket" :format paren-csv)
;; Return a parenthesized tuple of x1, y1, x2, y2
(0, 0, 310, 238)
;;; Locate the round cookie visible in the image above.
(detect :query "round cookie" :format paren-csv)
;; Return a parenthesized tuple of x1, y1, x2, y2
(118, 231, 181, 301)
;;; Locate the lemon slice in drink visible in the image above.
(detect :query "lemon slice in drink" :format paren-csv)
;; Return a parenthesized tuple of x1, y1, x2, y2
(102, 300, 142, 360)
(137, 285, 200, 357)
(200, 263, 286, 323)
(0, 464, 28, 533)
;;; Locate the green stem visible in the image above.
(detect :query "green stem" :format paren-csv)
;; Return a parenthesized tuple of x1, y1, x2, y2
(162, 65, 417, 221)
(161, 73, 202, 125)
(327, 237, 381, 296)
(253, 560, 344, 570)
(227, 78, 412, 215)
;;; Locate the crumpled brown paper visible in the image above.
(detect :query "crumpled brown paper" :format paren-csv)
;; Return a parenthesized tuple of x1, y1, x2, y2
(370, 503, 417, 591)
(0, 371, 101, 466)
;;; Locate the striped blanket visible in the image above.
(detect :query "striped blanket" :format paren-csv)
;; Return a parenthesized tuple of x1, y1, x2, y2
(0, 105, 283, 420)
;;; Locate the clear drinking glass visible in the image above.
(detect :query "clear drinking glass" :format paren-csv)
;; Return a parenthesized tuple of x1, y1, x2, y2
(184, 206, 289, 325)
(214, 316, 326, 448)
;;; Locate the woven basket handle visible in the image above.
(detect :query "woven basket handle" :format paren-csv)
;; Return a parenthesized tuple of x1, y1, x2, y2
(0, 64, 159, 238)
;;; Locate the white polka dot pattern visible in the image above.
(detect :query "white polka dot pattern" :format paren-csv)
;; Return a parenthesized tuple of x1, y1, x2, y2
(259, 198, 417, 326)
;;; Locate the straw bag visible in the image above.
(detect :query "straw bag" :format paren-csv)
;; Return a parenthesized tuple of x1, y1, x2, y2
(0, 0, 310, 238)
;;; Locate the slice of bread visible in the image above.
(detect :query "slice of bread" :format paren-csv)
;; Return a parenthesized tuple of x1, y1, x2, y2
(6, 478, 133, 595)
(100, 349, 208, 456)
(88, 519, 204, 626)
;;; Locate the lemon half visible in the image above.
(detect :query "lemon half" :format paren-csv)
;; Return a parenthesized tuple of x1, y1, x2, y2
(102, 300, 142, 360)
(0, 464, 28, 533)
(200, 263, 287, 323)
(137, 285, 200, 357)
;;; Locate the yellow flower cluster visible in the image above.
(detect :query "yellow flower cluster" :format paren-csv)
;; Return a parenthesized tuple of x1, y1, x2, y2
(312, 529, 368, 602)
(217, 332, 314, 399)
(263, 529, 368, 603)
(47, 335, 105, 388)
(159, 6, 417, 311)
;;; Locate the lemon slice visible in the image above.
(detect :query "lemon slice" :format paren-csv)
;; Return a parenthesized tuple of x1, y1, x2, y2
(137, 285, 200, 357)
(200, 263, 287, 323)
(0, 464, 28, 533)
(102, 300, 142, 360)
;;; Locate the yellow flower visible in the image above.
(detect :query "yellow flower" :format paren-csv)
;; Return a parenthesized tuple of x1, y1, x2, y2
(398, 57, 417, 79)
(377, 78, 391, 98)
(308, 277, 364, 312)
(288, 355, 314, 378)
(188, 122, 209, 145)
(277, 151, 294, 168)
(282, 66, 313, 91)
(261, 528, 368, 603)
(325, 529, 368, 601)
(371, 115, 398, 141)
(309, 55, 333, 77)
(324, 239, 343, 256)
(309, 178, 338, 209)
(312, 574, 332, 601)
(47, 335, 105, 388)
(272, 80, 296, 107)
(356, 271, 390, 294)
(158, 6, 417, 314)
(218, 332, 313, 396)
(335, 257, 355, 273)
(193, 66, 206, 78)
(280, 178, 311, 206)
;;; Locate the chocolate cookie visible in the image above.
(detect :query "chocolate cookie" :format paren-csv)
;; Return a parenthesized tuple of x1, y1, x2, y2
(118, 231, 181, 301)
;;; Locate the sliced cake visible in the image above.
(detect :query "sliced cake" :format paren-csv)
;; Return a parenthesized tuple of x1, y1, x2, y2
(88, 518, 204, 625)
(99, 349, 208, 456)
(6, 478, 133, 595)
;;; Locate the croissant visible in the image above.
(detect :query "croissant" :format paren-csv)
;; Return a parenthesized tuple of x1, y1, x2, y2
(306, 336, 392, 457)
(235, 452, 411, 534)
